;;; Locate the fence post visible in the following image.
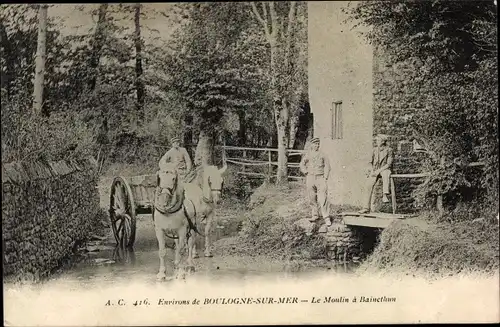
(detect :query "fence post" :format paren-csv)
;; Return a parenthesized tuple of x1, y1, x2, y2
(221, 144, 226, 166)
(267, 150, 272, 182)
(242, 149, 247, 174)
(436, 156, 446, 215)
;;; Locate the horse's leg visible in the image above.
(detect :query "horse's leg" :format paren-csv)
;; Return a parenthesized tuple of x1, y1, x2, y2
(174, 226, 186, 279)
(193, 242, 199, 259)
(186, 231, 196, 273)
(204, 212, 214, 257)
(193, 229, 199, 259)
(155, 227, 167, 280)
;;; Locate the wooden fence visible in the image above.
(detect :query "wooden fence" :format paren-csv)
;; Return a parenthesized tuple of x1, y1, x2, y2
(221, 145, 306, 181)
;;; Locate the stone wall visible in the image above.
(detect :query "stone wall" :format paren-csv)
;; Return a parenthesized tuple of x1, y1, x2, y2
(320, 222, 379, 262)
(372, 47, 428, 213)
(2, 157, 101, 280)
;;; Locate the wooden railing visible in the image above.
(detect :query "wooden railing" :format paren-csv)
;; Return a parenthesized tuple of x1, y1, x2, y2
(384, 162, 485, 214)
(221, 145, 306, 181)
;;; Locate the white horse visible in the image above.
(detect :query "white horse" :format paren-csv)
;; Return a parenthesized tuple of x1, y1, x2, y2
(186, 164, 227, 258)
(153, 163, 227, 280)
(153, 164, 198, 280)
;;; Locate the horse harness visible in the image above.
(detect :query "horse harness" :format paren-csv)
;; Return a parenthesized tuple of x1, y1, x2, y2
(154, 168, 221, 240)
(153, 182, 204, 240)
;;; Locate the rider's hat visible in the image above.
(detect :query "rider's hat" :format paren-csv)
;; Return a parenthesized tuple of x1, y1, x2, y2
(171, 136, 180, 143)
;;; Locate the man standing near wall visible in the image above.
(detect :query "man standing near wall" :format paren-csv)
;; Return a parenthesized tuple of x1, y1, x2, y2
(300, 137, 332, 226)
(359, 134, 394, 214)
(158, 136, 193, 180)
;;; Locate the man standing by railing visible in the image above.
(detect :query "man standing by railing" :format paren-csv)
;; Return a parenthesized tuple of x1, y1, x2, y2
(300, 137, 332, 227)
(359, 134, 393, 214)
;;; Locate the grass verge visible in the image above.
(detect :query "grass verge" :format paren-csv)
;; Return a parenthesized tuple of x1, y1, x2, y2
(358, 212, 499, 279)
(213, 181, 331, 261)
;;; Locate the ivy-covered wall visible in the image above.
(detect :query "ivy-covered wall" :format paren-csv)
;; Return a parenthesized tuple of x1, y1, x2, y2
(2, 158, 101, 280)
(372, 48, 428, 213)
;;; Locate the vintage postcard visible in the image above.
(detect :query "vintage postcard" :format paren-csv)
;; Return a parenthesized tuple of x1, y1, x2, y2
(2, 1, 499, 326)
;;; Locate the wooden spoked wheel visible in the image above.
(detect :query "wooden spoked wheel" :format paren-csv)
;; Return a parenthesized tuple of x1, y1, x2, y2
(109, 176, 137, 249)
(113, 245, 136, 265)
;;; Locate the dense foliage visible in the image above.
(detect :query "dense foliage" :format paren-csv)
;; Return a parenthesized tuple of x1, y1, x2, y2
(1, 3, 308, 176)
(164, 2, 274, 164)
(345, 0, 498, 210)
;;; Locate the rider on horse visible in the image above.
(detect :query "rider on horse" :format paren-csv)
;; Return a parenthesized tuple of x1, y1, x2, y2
(158, 136, 193, 181)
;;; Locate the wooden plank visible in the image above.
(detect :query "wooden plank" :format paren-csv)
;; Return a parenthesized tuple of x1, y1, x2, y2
(340, 211, 413, 219)
(135, 200, 153, 208)
(129, 174, 156, 187)
(391, 173, 429, 178)
(223, 145, 305, 154)
(226, 159, 270, 167)
(146, 187, 155, 204)
(226, 157, 270, 164)
(468, 161, 484, 167)
(139, 185, 148, 203)
(343, 216, 396, 229)
(224, 146, 279, 152)
(237, 172, 267, 177)
(227, 158, 301, 168)
(288, 176, 305, 180)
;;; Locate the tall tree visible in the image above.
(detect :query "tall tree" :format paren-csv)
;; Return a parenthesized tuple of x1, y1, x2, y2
(87, 3, 108, 91)
(168, 2, 265, 166)
(33, 4, 48, 115)
(134, 3, 145, 118)
(249, 1, 307, 183)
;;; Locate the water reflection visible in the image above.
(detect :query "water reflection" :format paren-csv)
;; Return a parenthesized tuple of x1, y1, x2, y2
(112, 246, 137, 265)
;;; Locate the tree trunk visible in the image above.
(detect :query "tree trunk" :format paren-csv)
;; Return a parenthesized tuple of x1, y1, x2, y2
(271, 129, 278, 148)
(134, 3, 145, 119)
(275, 101, 290, 183)
(33, 4, 48, 115)
(270, 40, 290, 183)
(288, 113, 300, 149)
(194, 130, 213, 167)
(237, 110, 246, 146)
(183, 114, 194, 157)
(276, 114, 289, 184)
(249, 1, 299, 184)
(88, 3, 108, 91)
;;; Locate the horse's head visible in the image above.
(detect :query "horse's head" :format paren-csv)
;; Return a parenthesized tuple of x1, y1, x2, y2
(202, 163, 227, 205)
(157, 164, 178, 196)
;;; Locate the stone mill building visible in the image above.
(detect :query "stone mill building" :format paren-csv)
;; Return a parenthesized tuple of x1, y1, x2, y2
(308, 1, 423, 213)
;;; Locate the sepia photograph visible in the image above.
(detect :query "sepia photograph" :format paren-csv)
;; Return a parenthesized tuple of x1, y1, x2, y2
(2, 1, 499, 325)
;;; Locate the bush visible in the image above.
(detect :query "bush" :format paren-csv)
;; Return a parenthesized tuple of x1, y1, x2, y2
(222, 165, 257, 201)
(1, 102, 97, 164)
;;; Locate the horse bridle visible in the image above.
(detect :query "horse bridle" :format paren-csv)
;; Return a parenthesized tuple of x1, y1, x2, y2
(202, 178, 223, 203)
(156, 171, 178, 196)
